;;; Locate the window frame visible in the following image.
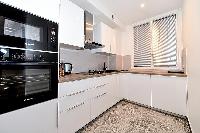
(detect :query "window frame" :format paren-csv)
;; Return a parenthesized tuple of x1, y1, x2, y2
(132, 10, 183, 70)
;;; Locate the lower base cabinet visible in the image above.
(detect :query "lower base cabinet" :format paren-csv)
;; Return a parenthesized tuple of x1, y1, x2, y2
(151, 75, 187, 116)
(120, 73, 151, 106)
(58, 101, 90, 133)
(58, 75, 120, 133)
(90, 91, 110, 120)
(58, 73, 187, 133)
(120, 73, 187, 116)
(0, 99, 58, 133)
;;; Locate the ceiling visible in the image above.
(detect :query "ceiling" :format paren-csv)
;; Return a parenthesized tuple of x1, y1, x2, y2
(98, 0, 183, 25)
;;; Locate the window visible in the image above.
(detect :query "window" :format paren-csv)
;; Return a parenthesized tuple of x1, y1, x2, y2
(134, 23, 151, 67)
(133, 14, 177, 67)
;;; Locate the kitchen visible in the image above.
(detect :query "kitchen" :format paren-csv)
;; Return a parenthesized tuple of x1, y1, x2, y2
(0, 0, 199, 133)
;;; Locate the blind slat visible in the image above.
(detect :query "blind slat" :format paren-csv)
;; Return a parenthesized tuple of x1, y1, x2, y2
(133, 14, 177, 67)
(134, 23, 151, 67)
(152, 14, 177, 67)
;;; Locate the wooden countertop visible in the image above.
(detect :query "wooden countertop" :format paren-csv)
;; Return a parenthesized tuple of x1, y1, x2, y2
(59, 70, 187, 83)
(59, 72, 119, 83)
(124, 69, 187, 77)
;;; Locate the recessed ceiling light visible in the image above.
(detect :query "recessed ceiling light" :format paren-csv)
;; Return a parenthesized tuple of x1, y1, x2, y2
(140, 3, 145, 8)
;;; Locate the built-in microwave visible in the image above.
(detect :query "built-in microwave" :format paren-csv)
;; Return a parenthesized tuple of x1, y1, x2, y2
(0, 2, 58, 52)
(0, 2, 58, 114)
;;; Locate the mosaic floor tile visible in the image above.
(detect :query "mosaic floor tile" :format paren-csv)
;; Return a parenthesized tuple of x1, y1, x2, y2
(77, 100, 191, 133)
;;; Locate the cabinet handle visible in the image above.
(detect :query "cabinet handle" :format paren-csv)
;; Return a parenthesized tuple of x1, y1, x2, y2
(96, 84, 107, 89)
(66, 89, 86, 97)
(66, 102, 85, 112)
(95, 92, 107, 99)
(59, 102, 85, 114)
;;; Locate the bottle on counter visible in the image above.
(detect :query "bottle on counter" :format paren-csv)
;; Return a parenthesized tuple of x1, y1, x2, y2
(59, 63, 65, 77)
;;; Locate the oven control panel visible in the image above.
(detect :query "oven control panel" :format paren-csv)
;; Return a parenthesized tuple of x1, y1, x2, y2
(0, 48, 57, 62)
(48, 25, 58, 52)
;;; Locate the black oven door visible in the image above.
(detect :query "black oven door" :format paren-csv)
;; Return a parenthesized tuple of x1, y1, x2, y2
(0, 62, 58, 114)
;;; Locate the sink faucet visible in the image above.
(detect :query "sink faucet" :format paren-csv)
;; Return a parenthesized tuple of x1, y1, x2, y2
(103, 62, 107, 71)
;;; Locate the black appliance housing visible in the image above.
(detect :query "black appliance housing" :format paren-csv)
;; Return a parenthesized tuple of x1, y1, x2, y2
(0, 2, 58, 52)
(0, 48, 58, 114)
(0, 3, 58, 114)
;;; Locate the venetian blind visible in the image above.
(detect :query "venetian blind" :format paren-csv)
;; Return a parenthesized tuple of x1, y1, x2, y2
(134, 23, 152, 67)
(152, 14, 177, 67)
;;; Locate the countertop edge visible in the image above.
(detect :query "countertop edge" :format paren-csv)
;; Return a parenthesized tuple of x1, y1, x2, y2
(59, 71, 187, 83)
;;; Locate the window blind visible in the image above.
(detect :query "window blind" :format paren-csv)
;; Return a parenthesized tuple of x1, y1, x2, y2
(152, 14, 177, 67)
(134, 23, 152, 67)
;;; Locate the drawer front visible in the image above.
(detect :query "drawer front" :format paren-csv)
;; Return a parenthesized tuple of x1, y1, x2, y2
(90, 82, 109, 98)
(59, 88, 91, 112)
(58, 101, 90, 133)
(90, 91, 109, 120)
(59, 78, 92, 98)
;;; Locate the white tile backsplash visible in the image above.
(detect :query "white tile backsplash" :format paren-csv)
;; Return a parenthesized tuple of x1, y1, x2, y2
(60, 48, 108, 73)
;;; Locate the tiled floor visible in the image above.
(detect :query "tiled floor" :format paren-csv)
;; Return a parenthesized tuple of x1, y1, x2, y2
(78, 100, 191, 133)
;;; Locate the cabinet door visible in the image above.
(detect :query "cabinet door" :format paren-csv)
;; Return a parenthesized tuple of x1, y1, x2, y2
(151, 75, 187, 116)
(0, 0, 60, 22)
(120, 73, 151, 106)
(0, 99, 58, 133)
(59, 0, 84, 47)
(58, 101, 90, 133)
(101, 22, 111, 53)
(93, 22, 112, 53)
(107, 74, 121, 106)
(90, 91, 109, 120)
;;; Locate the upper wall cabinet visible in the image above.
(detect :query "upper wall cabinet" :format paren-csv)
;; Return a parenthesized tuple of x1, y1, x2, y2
(59, 0, 84, 47)
(0, 0, 60, 22)
(93, 20, 116, 54)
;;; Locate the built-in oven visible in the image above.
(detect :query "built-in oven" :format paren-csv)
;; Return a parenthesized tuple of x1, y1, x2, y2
(0, 2, 58, 52)
(0, 3, 58, 114)
(0, 48, 58, 114)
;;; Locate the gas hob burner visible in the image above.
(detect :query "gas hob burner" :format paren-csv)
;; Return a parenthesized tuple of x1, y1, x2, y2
(88, 70, 105, 75)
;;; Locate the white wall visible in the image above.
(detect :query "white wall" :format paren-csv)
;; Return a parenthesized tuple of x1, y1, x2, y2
(114, 28, 123, 55)
(120, 25, 133, 56)
(182, 0, 200, 132)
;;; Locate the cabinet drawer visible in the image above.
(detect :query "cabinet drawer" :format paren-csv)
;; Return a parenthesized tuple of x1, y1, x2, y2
(58, 101, 90, 133)
(58, 79, 92, 98)
(90, 82, 109, 98)
(59, 88, 91, 112)
(90, 91, 109, 120)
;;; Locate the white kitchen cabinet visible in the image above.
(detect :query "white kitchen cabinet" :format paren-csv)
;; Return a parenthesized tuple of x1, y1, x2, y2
(90, 75, 120, 120)
(107, 74, 121, 105)
(58, 79, 92, 133)
(90, 82, 110, 120)
(58, 101, 90, 133)
(151, 75, 187, 116)
(120, 73, 151, 106)
(59, 0, 84, 47)
(90, 91, 110, 120)
(0, 99, 58, 133)
(93, 21, 116, 54)
(0, 0, 60, 22)
(58, 79, 92, 98)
